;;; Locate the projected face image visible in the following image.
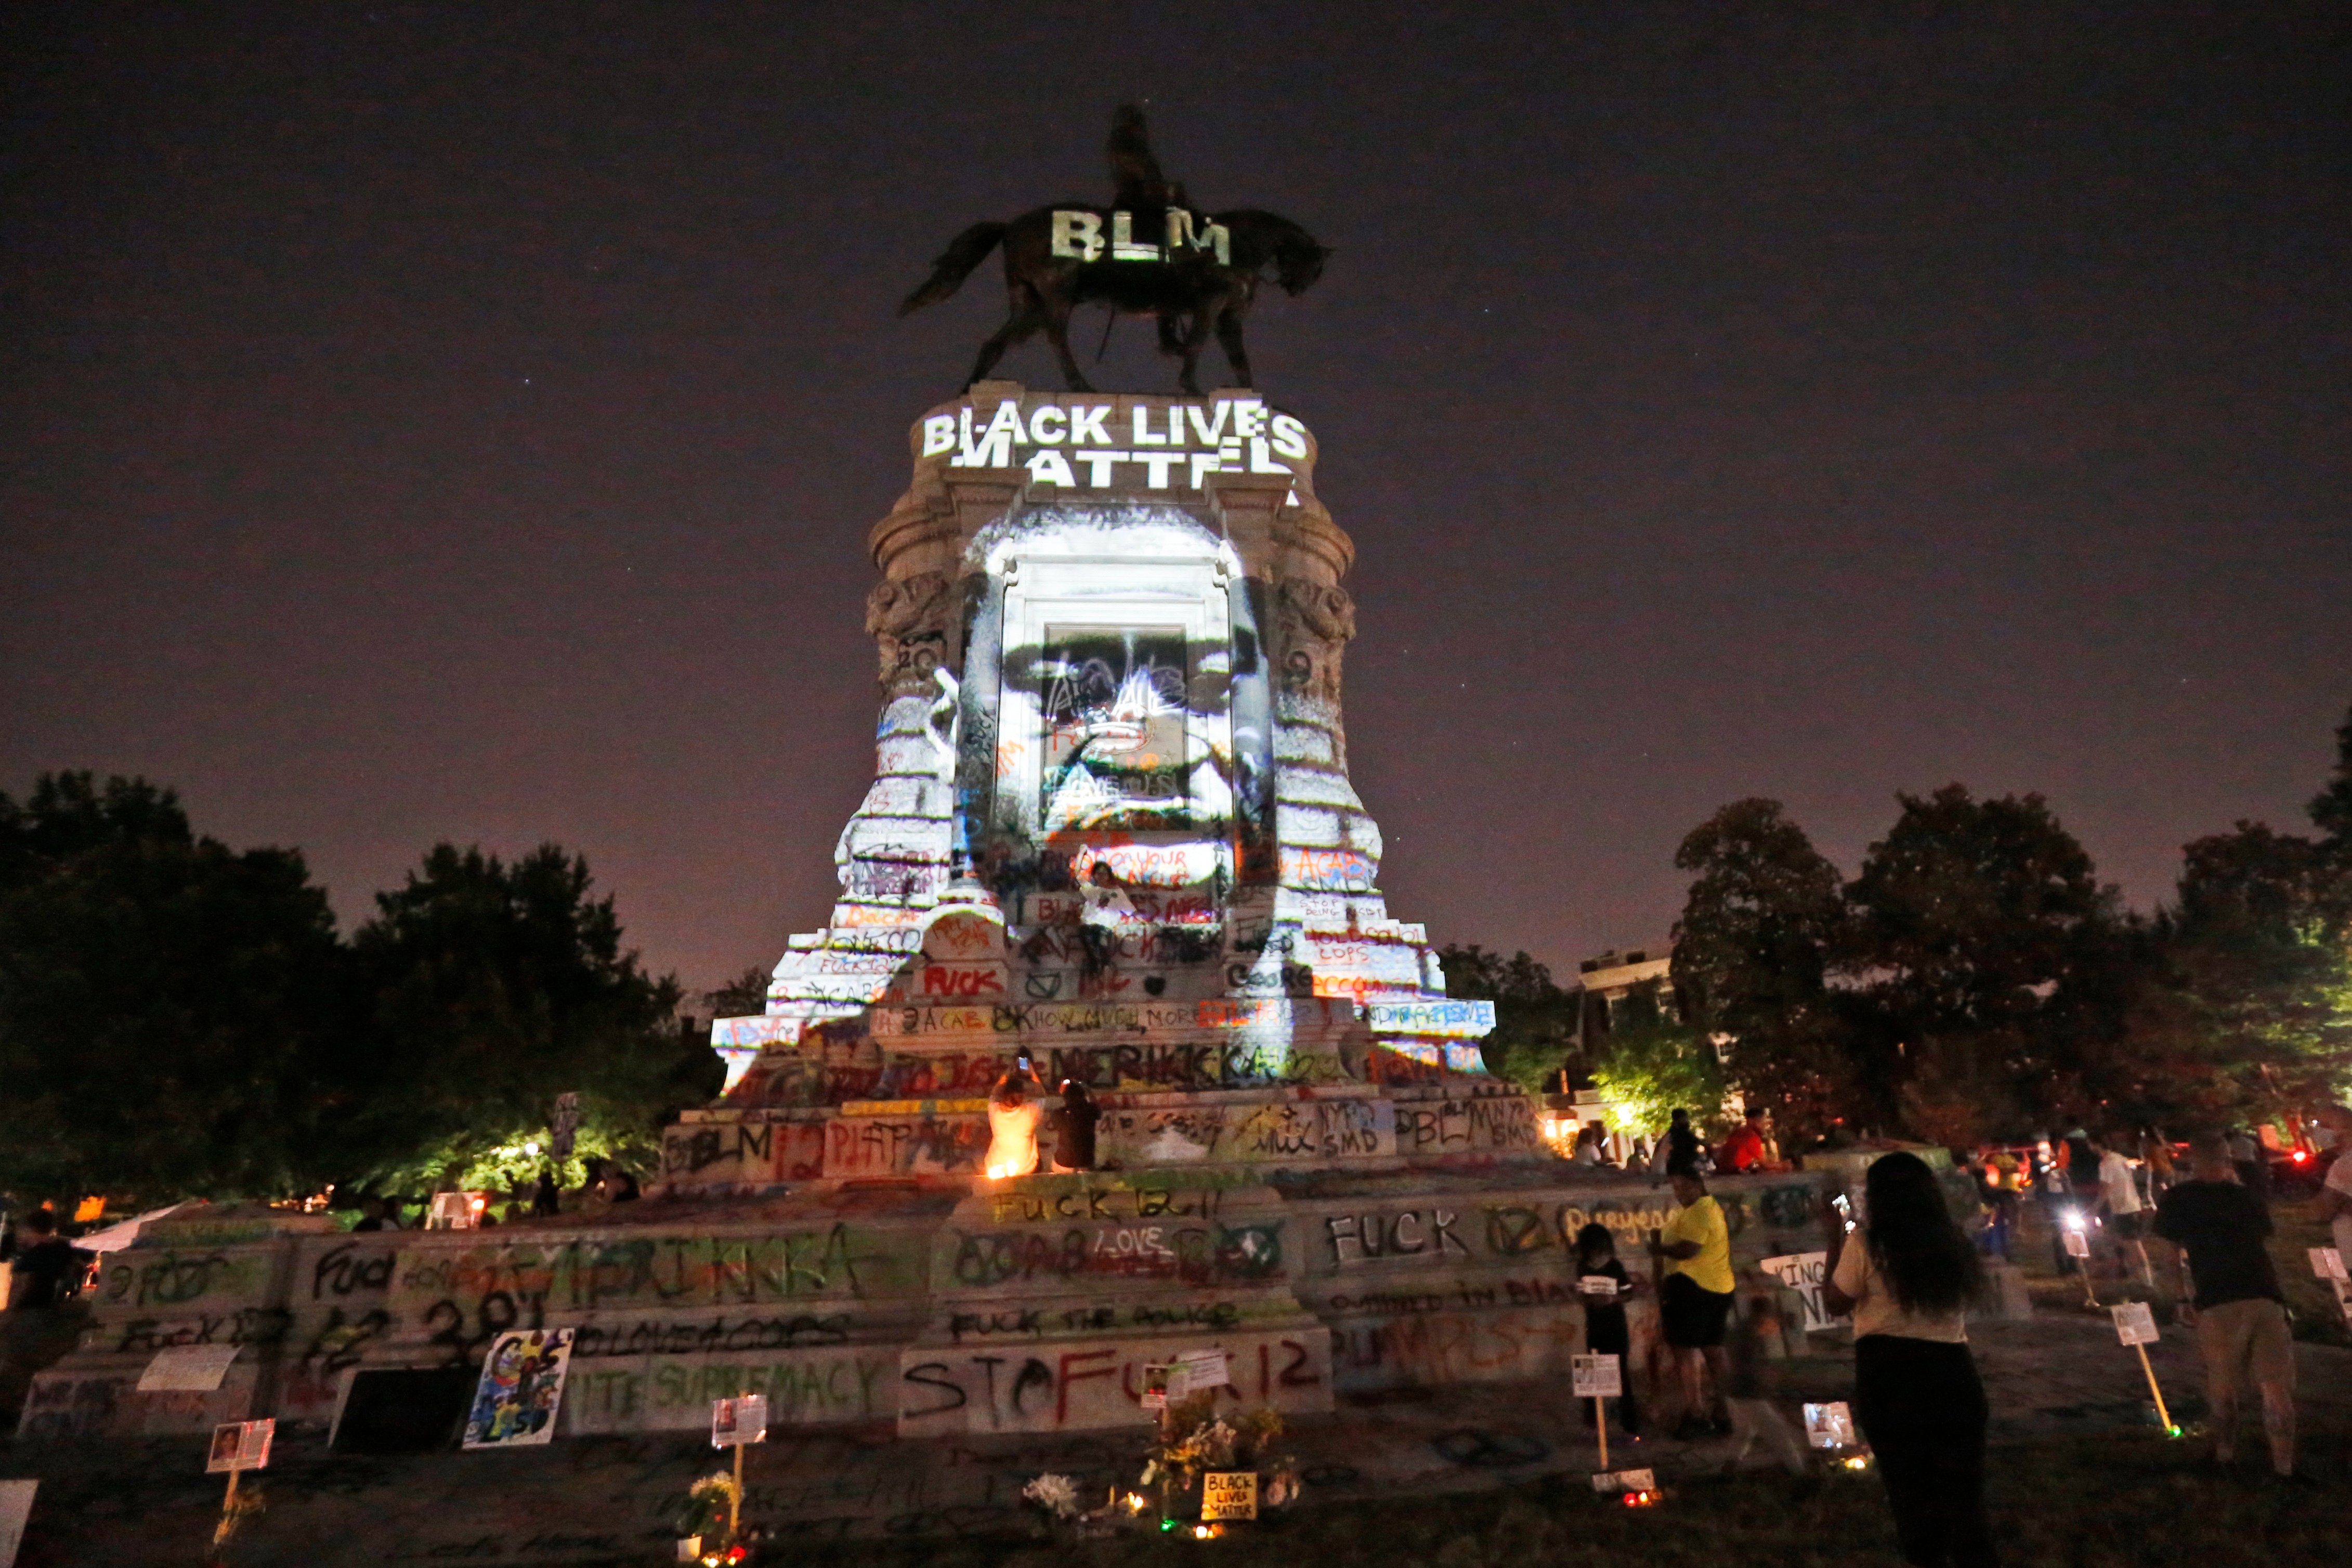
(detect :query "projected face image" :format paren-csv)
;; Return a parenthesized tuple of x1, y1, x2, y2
(1040, 629, 1191, 831)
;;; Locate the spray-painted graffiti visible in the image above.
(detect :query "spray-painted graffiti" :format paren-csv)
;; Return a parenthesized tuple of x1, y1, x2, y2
(948, 1220, 1283, 1290)
(899, 1327, 1331, 1434)
(99, 1250, 264, 1310)
(565, 1348, 897, 1434)
(1393, 1096, 1541, 1156)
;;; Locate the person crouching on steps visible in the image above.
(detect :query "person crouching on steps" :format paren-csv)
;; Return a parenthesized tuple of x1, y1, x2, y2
(1573, 1222, 1641, 1438)
(1821, 1152, 1997, 1568)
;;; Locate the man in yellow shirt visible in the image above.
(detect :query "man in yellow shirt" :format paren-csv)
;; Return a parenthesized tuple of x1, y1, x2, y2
(1649, 1163, 1735, 1440)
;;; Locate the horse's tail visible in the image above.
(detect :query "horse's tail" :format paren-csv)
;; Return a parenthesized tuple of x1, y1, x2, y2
(898, 221, 1009, 316)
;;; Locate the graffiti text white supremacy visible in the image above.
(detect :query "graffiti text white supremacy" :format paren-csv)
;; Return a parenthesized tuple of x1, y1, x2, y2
(924, 398, 1311, 492)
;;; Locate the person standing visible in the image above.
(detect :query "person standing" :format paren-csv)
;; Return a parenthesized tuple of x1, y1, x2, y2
(1821, 1153, 1995, 1568)
(2094, 1133, 2154, 1287)
(1815, 1152, 1985, 1568)
(2319, 1142, 2352, 1273)
(1573, 1222, 1642, 1437)
(1051, 1079, 1100, 1173)
(2152, 1134, 2299, 1479)
(3, 1210, 86, 1311)
(1718, 1111, 1768, 1174)
(1648, 1162, 1735, 1439)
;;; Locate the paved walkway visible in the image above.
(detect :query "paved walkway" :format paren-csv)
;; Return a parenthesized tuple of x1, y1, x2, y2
(5, 1308, 2346, 1567)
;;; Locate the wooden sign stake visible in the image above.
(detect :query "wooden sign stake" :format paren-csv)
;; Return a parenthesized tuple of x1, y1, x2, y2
(2134, 1341, 2172, 1433)
(1595, 1396, 1608, 1471)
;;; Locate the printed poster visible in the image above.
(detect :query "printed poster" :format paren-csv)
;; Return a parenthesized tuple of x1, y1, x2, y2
(461, 1328, 574, 1449)
(712, 1393, 768, 1448)
(207, 1419, 275, 1473)
(1571, 1353, 1623, 1399)
(2111, 1302, 2160, 1347)
(1803, 1401, 1857, 1449)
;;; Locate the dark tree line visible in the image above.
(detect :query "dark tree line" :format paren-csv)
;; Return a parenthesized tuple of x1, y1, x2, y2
(1453, 704, 2352, 1144)
(0, 774, 721, 1206)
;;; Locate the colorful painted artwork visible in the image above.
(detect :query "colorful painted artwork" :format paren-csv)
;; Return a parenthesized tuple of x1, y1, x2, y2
(461, 1328, 574, 1450)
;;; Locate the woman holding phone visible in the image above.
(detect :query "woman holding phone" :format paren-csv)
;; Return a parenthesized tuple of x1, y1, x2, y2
(1821, 1152, 1995, 1568)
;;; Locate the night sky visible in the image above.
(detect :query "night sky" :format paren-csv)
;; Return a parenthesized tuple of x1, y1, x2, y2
(7, 6, 2349, 993)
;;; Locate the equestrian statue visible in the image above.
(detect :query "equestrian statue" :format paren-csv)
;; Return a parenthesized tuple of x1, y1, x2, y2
(899, 105, 1329, 396)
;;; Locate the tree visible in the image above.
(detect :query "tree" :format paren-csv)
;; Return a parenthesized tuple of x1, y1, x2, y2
(0, 774, 349, 1202)
(2308, 703, 2352, 855)
(1438, 945, 1579, 1091)
(1840, 785, 2124, 1138)
(1669, 799, 1853, 1136)
(1589, 999, 1729, 1139)
(344, 844, 717, 1191)
(704, 966, 773, 1022)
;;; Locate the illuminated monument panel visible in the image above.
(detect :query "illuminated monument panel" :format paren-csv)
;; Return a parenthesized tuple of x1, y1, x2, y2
(680, 383, 1514, 1182)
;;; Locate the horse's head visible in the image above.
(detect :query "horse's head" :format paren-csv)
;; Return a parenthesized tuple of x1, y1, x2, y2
(1276, 238, 1331, 296)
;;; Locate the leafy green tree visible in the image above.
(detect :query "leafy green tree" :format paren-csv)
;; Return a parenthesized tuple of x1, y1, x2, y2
(2309, 703, 2352, 855)
(345, 844, 718, 1190)
(704, 966, 773, 1021)
(0, 773, 349, 1202)
(1438, 945, 1579, 1091)
(1669, 799, 1853, 1137)
(1590, 1000, 1729, 1139)
(1840, 785, 2123, 1138)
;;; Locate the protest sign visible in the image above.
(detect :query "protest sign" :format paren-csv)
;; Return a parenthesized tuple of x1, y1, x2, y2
(1571, 1353, 1623, 1399)
(1804, 1402, 1857, 1449)
(1201, 1471, 1258, 1521)
(1161, 1348, 1230, 1401)
(2111, 1302, 2159, 1346)
(0, 1480, 36, 1568)
(2062, 1227, 2091, 1259)
(712, 1394, 768, 1448)
(2308, 1247, 2346, 1282)
(462, 1328, 574, 1449)
(1759, 1252, 1843, 1331)
(207, 1419, 274, 1474)
(1577, 1275, 1621, 1299)
(1591, 1467, 1656, 1494)
(139, 1343, 240, 1393)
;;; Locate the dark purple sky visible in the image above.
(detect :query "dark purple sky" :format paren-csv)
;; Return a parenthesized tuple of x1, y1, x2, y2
(7, 6, 2349, 992)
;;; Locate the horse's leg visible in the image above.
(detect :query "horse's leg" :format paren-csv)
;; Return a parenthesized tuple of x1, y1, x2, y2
(1175, 302, 1225, 396)
(969, 289, 1044, 387)
(1216, 306, 1253, 389)
(1040, 290, 1092, 394)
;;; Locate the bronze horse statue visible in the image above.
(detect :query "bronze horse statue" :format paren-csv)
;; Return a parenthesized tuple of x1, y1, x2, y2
(899, 108, 1327, 395)
(900, 204, 1327, 395)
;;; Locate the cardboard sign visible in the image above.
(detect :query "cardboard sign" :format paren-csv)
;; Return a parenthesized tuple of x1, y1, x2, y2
(2111, 1301, 2160, 1347)
(1571, 1353, 1623, 1399)
(1577, 1274, 1621, 1299)
(2308, 1247, 2347, 1282)
(2062, 1228, 2091, 1259)
(711, 1393, 768, 1448)
(1591, 1467, 1656, 1494)
(1760, 1251, 1843, 1332)
(1201, 1471, 1258, 1521)
(1803, 1401, 1857, 1449)
(207, 1419, 275, 1474)
(138, 1343, 240, 1393)
(0, 1479, 36, 1568)
(462, 1328, 574, 1449)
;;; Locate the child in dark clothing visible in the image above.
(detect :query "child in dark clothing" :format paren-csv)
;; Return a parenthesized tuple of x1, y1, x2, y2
(1574, 1222, 1642, 1436)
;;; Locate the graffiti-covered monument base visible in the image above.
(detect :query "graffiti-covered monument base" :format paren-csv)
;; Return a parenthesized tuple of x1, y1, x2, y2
(19, 1169, 1839, 1444)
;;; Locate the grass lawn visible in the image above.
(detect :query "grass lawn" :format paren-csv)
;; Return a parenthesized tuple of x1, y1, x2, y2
(803, 1429, 2350, 1568)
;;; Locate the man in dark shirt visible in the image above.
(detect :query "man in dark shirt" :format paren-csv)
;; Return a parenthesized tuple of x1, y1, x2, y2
(2152, 1135, 2297, 1479)
(5, 1209, 86, 1310)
